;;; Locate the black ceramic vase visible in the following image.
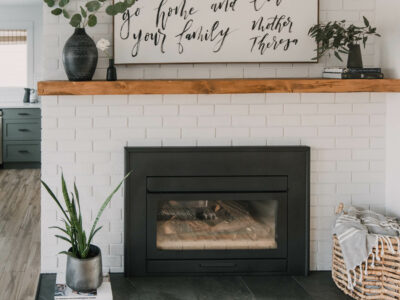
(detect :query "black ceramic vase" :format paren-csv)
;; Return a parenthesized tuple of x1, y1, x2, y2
(63, 28, 98, 81)
(107, 59, 117, 81)
(347, 44, 363, 69)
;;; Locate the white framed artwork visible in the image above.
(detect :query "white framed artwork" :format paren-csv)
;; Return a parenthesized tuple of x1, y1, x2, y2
(113, 0, 319, 64)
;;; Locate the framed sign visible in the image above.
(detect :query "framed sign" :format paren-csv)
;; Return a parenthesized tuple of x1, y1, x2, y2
(113, 0, 318, 64)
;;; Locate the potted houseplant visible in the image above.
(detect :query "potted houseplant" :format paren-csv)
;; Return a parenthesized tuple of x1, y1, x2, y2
(41, 172, 130, 292)
(43, 0, 136, 81)
(308, 16, 380, 68)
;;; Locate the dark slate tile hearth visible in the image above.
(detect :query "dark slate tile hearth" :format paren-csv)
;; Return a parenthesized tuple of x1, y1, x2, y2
(122, 275, 253, 300)
(241, 276, 312, 300)
(36, 272, 352, 300)
(294, 272, 353, 300)
(36, 274, 55, 300)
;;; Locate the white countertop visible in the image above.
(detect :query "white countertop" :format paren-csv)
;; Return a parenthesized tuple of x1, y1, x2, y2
(0, 102, 41, 109)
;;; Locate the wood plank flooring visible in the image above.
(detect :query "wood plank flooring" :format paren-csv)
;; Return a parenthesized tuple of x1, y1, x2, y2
(0, 169, 41, 300)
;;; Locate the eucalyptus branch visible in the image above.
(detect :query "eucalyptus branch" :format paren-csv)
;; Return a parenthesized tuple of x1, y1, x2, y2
(43, 0, 137, 28)
(308, 16, 380, 61)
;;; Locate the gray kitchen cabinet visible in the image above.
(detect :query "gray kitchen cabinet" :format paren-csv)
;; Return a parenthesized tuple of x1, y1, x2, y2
(3, 108, 41, 119)
(2, 108, 41, 168)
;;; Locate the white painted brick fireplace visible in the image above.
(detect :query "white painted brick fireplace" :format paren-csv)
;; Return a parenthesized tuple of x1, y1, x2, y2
(40, 92, 386, 273)
(39, 0, 387, 274)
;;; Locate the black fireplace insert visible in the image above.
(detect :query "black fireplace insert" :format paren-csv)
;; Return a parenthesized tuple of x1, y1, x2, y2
(124, 146, 310, 276)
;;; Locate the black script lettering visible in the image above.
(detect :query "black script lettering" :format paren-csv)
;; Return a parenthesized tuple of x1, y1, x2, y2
(131, 29, 167, 57)
(120, 10, 131, 40)
(251, 15, 293, 33)
(120, 8, 141, 40)
(133, 7, 141, 16)
(175, 20, 231, 54)
(250, 33, 298, 54)
(250, 0, 283, 11)
(156, 0, 197, 30)
(210, 0, 238, 12)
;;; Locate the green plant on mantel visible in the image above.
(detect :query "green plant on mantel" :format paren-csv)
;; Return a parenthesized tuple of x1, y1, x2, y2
(43, 0, 136, 28)
(42, 172, 131, 258)
(308, 16, 380, 61)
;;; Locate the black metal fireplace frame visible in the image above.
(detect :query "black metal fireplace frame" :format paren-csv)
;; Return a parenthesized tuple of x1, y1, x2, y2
(124, 146, 310, 276)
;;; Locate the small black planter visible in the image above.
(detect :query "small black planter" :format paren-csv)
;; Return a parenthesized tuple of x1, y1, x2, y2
(107, 59, 117, 81)
(63, 28, 98, 81)
(347, 44, 363, 69)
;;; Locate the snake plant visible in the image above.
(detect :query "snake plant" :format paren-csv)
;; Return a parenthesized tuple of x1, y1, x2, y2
(42, 172, 131, 259)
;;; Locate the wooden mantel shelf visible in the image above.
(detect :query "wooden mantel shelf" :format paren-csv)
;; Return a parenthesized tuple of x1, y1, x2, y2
(37, 79, 400, 96)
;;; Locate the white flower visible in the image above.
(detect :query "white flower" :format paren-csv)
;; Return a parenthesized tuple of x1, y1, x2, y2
(96, 38, 110, 52)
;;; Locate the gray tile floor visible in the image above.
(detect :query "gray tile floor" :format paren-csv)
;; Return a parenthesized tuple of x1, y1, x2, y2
(36, 272, 352, 300)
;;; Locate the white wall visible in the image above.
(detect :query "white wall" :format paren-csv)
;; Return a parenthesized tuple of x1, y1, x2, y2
(376, 1, 400, 217)
(41, 93, 386, 273)
(0, 5, 42, 103)
(376, 0, 400, 78)
(42, 0, 379, 81)
(386, 94, 400, 217)
(40, 0, 389, 273)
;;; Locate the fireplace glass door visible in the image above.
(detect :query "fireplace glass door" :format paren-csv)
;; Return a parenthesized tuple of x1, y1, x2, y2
(147, 193, 287, 260)
(157, 199, 279, 251)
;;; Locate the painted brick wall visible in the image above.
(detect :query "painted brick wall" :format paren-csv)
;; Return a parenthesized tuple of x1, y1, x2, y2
(41, 0, 379, 81)
(41, 92, 386, 273)
(40, 0, 384, 273)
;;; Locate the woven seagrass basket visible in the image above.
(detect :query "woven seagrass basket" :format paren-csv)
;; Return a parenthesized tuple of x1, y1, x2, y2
(332, 204, 400, 300)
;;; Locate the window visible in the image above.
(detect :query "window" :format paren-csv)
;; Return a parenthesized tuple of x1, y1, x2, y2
(0, 29, 28, 87)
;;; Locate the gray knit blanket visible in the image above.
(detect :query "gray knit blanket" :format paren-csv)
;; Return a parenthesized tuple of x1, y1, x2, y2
(333, 207, 400, 290)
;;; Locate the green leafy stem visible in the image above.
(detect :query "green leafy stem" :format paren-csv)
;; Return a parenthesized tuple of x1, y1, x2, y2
(43, 0, 136, 28)
(42, 171, 131, 259)
(308, 16, 381, 62)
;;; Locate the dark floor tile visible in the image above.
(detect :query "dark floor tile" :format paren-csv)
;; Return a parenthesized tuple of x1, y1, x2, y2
(110, 273, 137, 299)
(126, 275, 253, 300)
(293, 272, 352, 300)
(36, 274, 56, 300)
(194, 276, 253, 300)
(127, 276, 198, 300)
(36, 272, 353, 300)
(241, 276, 312, 300)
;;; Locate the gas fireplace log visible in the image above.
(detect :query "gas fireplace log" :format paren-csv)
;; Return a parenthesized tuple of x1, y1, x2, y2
(156, 215, 277, 250)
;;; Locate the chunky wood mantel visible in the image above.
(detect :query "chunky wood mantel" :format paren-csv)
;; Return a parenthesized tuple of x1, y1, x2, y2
(37, 78, 400, 96)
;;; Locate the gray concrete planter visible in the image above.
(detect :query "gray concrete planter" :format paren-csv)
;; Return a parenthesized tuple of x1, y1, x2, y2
(66, 245, 103, 293)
